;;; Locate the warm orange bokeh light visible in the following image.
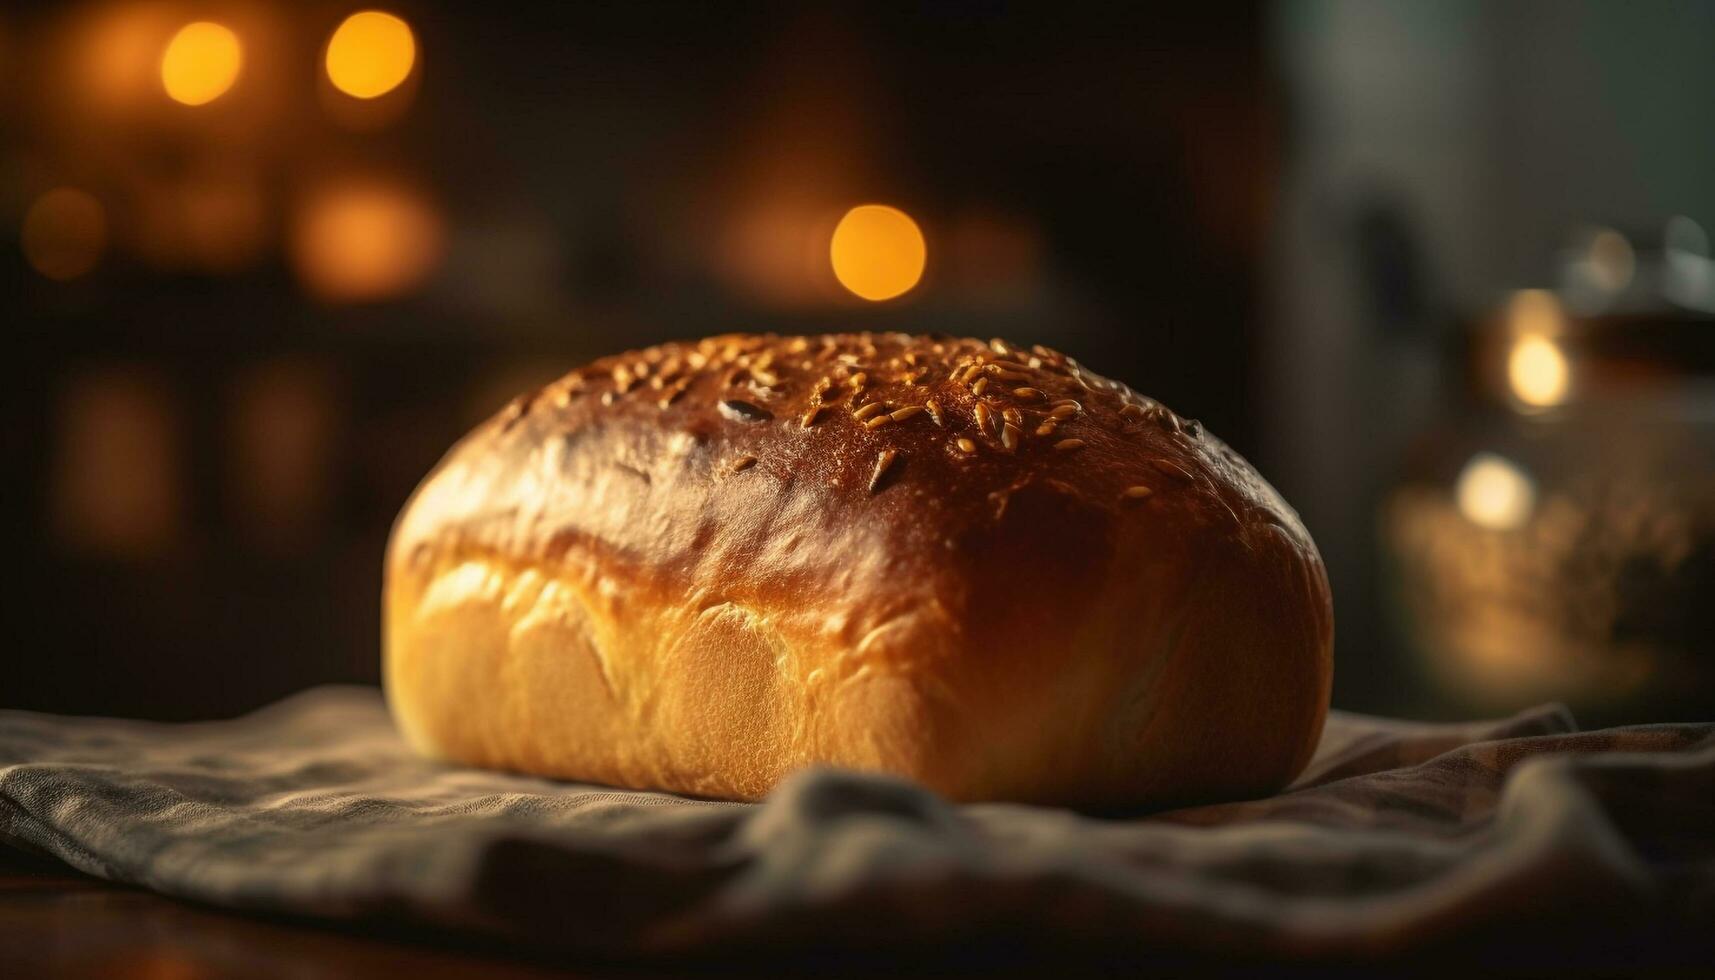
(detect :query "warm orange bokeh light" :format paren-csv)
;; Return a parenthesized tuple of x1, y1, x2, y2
(1455, 452, 1535, 531)
(830, 204, 926, 301)
(74, 5, 176, 112)
(1506, 288, 1565, 338)
(1507, 334, 1570, 408)
(161, 21, 242, 105)
(1503, 289, 1571, 409)
(291, 182, 444, 301)
(23, 188, 107, 281)
(326, 11, 416, 99)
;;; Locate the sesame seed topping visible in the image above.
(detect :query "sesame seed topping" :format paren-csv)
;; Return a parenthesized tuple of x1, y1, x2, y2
(863, 414, 892, 429)
(973, 401, 993, 434)
(658, 379, 691, 408)
(990, 338, 1012, 355)
(1035, 421, 1057, 437)
(925, 399, 945, 426)
(1153, 459, 1193, 481)
(1013, 387, 1044, 400)
(801, 405, 824, 427)
(1002, 406, 1023, 427)
(1054, 438, 1086, 452)
(1002, 422, 1020, 451)
(890, 405, 924, 422)
(869, 449, 898, 491)
(987, 365, 1030, 382)
(601, 390, 618, 406)
(853, 402, 886, 421)
(848, 371, 868, 387)
(730, 455, 757, 472)
(1049, 404, 1079, 420)
(956, 437, 977, 454)
(1122, 485, 1155, 499)
(971, 377, 990, 396)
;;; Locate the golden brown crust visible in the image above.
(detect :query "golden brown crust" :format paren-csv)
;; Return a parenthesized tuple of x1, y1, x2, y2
(384, 332, 1333, 807)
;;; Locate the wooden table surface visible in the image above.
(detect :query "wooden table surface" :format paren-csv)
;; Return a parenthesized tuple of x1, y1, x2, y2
(0, 851, 634, 979)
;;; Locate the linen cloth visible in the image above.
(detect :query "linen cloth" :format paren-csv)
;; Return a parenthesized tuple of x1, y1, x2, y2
(1, 686, 1711, 969)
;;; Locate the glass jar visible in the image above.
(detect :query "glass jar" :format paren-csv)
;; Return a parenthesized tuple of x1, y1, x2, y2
(1382, 225, 1715, 726)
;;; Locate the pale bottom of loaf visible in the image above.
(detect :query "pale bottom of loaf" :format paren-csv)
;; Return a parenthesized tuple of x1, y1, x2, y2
(386, 551, 1328, 807)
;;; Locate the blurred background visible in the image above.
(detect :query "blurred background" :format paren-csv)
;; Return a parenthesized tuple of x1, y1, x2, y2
(4, 0, 1714, 727)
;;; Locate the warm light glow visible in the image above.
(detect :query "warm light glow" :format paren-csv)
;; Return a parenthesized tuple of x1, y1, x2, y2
(1456, 453, 1535, 531)
(325, 11, 416, 99)
(830, 204, 926, 301)
(291, 181, 445, 301)
(75, 5, 176, 111)
(1504, 289, 1570, 407)
(22, 188, 107, 281)
(1506, 289, 1564, 338)
(161, 21, 242, 105)
(1507, 334, 1570, 408)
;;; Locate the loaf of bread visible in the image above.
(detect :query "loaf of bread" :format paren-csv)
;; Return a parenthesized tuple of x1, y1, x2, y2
(384, 333, 1332, 808)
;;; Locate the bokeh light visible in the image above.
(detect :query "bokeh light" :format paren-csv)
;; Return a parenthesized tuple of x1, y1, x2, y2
(161, 21, 243, 106)
(1455, 453, 1535, 531)
(830, 204, 926, 301)
(291, 181, 445, 302)
(73, 4, 177, 112)
(1503, 289, 1570, 409)
(22, 188, 107, 281)
(325, 11, 416, 99)
(1507, 334, 1570, 408)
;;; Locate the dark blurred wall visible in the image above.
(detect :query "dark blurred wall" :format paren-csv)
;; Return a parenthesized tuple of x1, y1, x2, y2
(3, 3, 1276, 719)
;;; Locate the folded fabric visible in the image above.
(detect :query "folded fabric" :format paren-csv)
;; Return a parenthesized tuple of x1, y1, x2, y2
(1, 687, 1711, 970)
